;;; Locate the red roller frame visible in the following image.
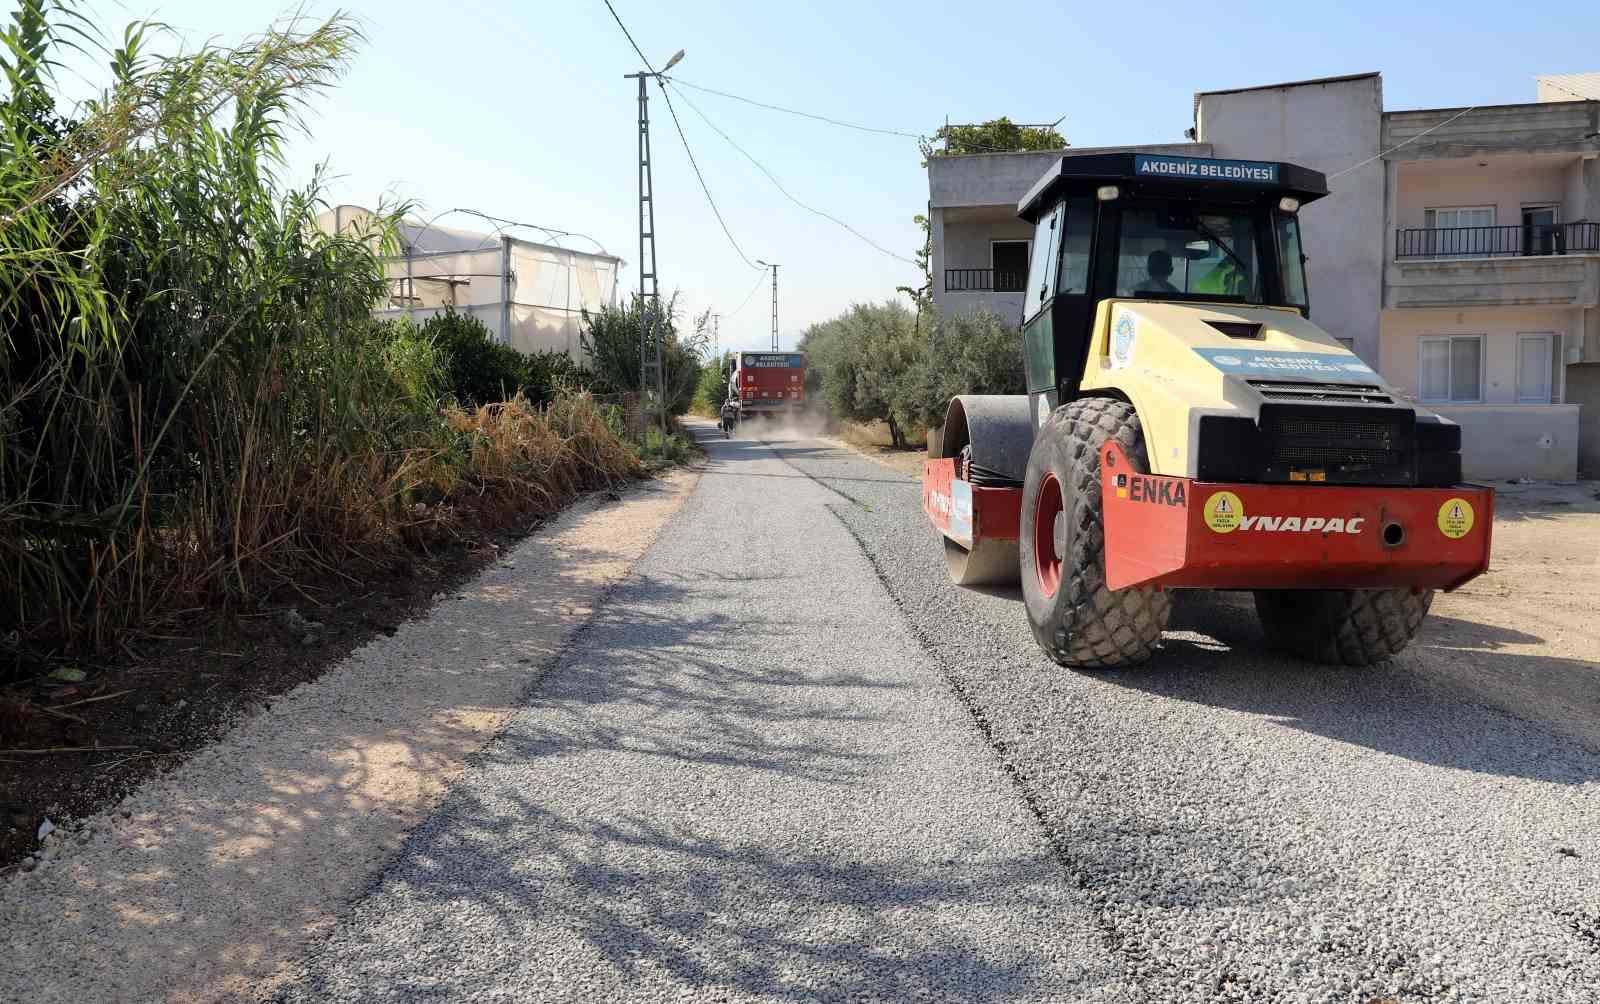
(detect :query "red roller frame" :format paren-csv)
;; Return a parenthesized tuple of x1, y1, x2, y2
(923, 458, 1021, 550)
(1098, 441, 1494, 592)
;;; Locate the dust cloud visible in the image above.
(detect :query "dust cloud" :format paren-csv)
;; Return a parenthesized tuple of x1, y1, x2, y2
(731, 408, 830, 442)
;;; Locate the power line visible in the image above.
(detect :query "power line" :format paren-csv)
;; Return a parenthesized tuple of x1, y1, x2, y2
(655, 83, 764, 271)
(600, 0, 654, 72)
(668, 76, 1067, 155)
(602, 0, 763, 273)
(1327, 105, 1479, 180)
(667, 76, 922, 139)
(724, 269, 769, 320)
(667, 81, 919, 267)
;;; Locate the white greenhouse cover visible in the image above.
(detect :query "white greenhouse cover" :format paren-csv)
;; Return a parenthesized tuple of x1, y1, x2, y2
(320, 206, 622, 361)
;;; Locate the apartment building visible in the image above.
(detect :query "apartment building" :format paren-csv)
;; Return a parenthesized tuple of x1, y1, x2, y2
(929, 72, 1600, 479)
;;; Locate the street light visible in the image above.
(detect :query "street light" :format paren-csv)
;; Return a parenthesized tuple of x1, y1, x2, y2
(661, 49, 685, 74)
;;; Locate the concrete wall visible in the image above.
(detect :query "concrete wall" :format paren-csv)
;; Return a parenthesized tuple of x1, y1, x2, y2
(1196, 75, 1386, 366)
(1433, 405, 1580, 480)
(928, 152, 1066, 210)
(942, 291, 1027, 324)
(1380, 306, 1579, 404)
(1385, 255, 1600, 310)
(941, 212, 1034, 270)
(1573, 157, 1600, 222)
(1382, 101, 1600, 160)
(1566, 362, 1600, 476)
(1393, 156, 1572, 232)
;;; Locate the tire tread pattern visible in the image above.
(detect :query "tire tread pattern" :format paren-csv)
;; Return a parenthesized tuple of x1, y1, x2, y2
(1026, 397, 1171, 668)
(1253, 587, 1434, 666)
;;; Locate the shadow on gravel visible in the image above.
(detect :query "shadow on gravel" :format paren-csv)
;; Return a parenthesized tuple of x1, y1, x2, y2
(479, 573, 902, 787)
(1103, 591, 1600, 783)
(277, 554, 1089, 1001)
(289, 792, 1083, 1002)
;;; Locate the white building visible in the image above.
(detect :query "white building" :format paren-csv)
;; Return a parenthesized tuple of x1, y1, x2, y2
(929, 72, 1600, 480)
(318, 206, 624, 359)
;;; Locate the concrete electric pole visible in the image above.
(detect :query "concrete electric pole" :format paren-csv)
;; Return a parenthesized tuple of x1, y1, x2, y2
(756, 260, 779, 351)
(624, 48, 683, 436)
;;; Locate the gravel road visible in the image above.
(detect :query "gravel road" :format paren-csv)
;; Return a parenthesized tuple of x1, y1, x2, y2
(276, 429, 1114, 1002)
(775, 434, 1600, 1002)
(279, 426, 1598, 1002)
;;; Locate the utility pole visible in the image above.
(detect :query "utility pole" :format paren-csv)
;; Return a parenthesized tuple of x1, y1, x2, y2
(624, 48, 682, 437)
(710, 311, 721, 360)
(757, 260, 779, 351)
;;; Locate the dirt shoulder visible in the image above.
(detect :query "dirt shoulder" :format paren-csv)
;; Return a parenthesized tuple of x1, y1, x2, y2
(825, 420, 926, 478)
(0, 469, 697, 1004)
(1421, 479, 1600, 750)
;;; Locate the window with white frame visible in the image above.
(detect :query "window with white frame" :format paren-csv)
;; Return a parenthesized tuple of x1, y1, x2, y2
(1418, 336, 1482, 403)
(1516, 333, 1556, 404)
(1424, 206, 1496, 257)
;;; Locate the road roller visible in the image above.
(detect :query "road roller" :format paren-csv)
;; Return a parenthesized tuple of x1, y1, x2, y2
(923, 152, 1493, 668)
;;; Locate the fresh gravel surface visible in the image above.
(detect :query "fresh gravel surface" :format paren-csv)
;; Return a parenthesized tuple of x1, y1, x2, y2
(276, 429, 1113, 1002)
(774, 436, 1599, 1002)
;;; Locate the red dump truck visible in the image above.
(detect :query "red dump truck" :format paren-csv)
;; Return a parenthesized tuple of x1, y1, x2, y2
(730, 352, 806, 418)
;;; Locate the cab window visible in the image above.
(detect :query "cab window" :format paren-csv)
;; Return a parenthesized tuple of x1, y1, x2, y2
(1114, 207, 1262, 303)
(1056, 198, 1095, 295)
(1275, 214, 1309, 309)
(1024, 205, 1060, 318)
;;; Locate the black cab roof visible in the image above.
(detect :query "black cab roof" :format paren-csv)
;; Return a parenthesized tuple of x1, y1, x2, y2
(1018, 152, 1329, 222)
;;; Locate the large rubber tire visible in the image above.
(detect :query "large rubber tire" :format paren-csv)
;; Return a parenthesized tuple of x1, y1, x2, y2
(1020, 397, 1171, 668)
(1253, 588, 1434, 666)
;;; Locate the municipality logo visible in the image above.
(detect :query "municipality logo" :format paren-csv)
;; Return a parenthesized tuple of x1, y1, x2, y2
(1112, 315, 1136, 365)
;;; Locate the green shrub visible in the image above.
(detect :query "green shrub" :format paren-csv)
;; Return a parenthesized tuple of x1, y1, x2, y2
(891, 309, 1024, 432)
(0, 4, 651, 661)
(692, 351, 733, 414)
(641, 426, 698, 464)
(580, 295, 704, 415)
(798, 302, 921, 447)
(421, 310, 533, 407)
(525, 348, 597, 404)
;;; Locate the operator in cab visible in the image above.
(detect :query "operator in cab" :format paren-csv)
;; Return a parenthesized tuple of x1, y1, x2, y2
(1133, 250, 1179, 295)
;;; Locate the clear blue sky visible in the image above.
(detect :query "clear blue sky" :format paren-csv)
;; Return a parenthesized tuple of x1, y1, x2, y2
(97, 0, 1600, 351)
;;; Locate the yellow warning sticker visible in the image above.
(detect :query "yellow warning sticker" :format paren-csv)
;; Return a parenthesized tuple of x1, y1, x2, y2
(1204, 491, 1244, 533)
(1437, 497, 1475, 539)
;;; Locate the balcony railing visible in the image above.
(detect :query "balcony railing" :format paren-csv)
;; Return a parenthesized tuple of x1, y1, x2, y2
(946, 267, 1026, 292)
(1395, 222, 1600, 260)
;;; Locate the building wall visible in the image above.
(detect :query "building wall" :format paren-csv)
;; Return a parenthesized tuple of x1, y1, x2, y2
(942, 291, 1027, 322)
(1380, 306, 1577, 402)
(1393, 158, 1571, 231)
(1196, 75, 1386, 365)
(1567, 362, 1600, 476)
(1571, 158, 1600, 222)
(941, 215, 1034, 270)
(1430, 404, 1580, 480)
